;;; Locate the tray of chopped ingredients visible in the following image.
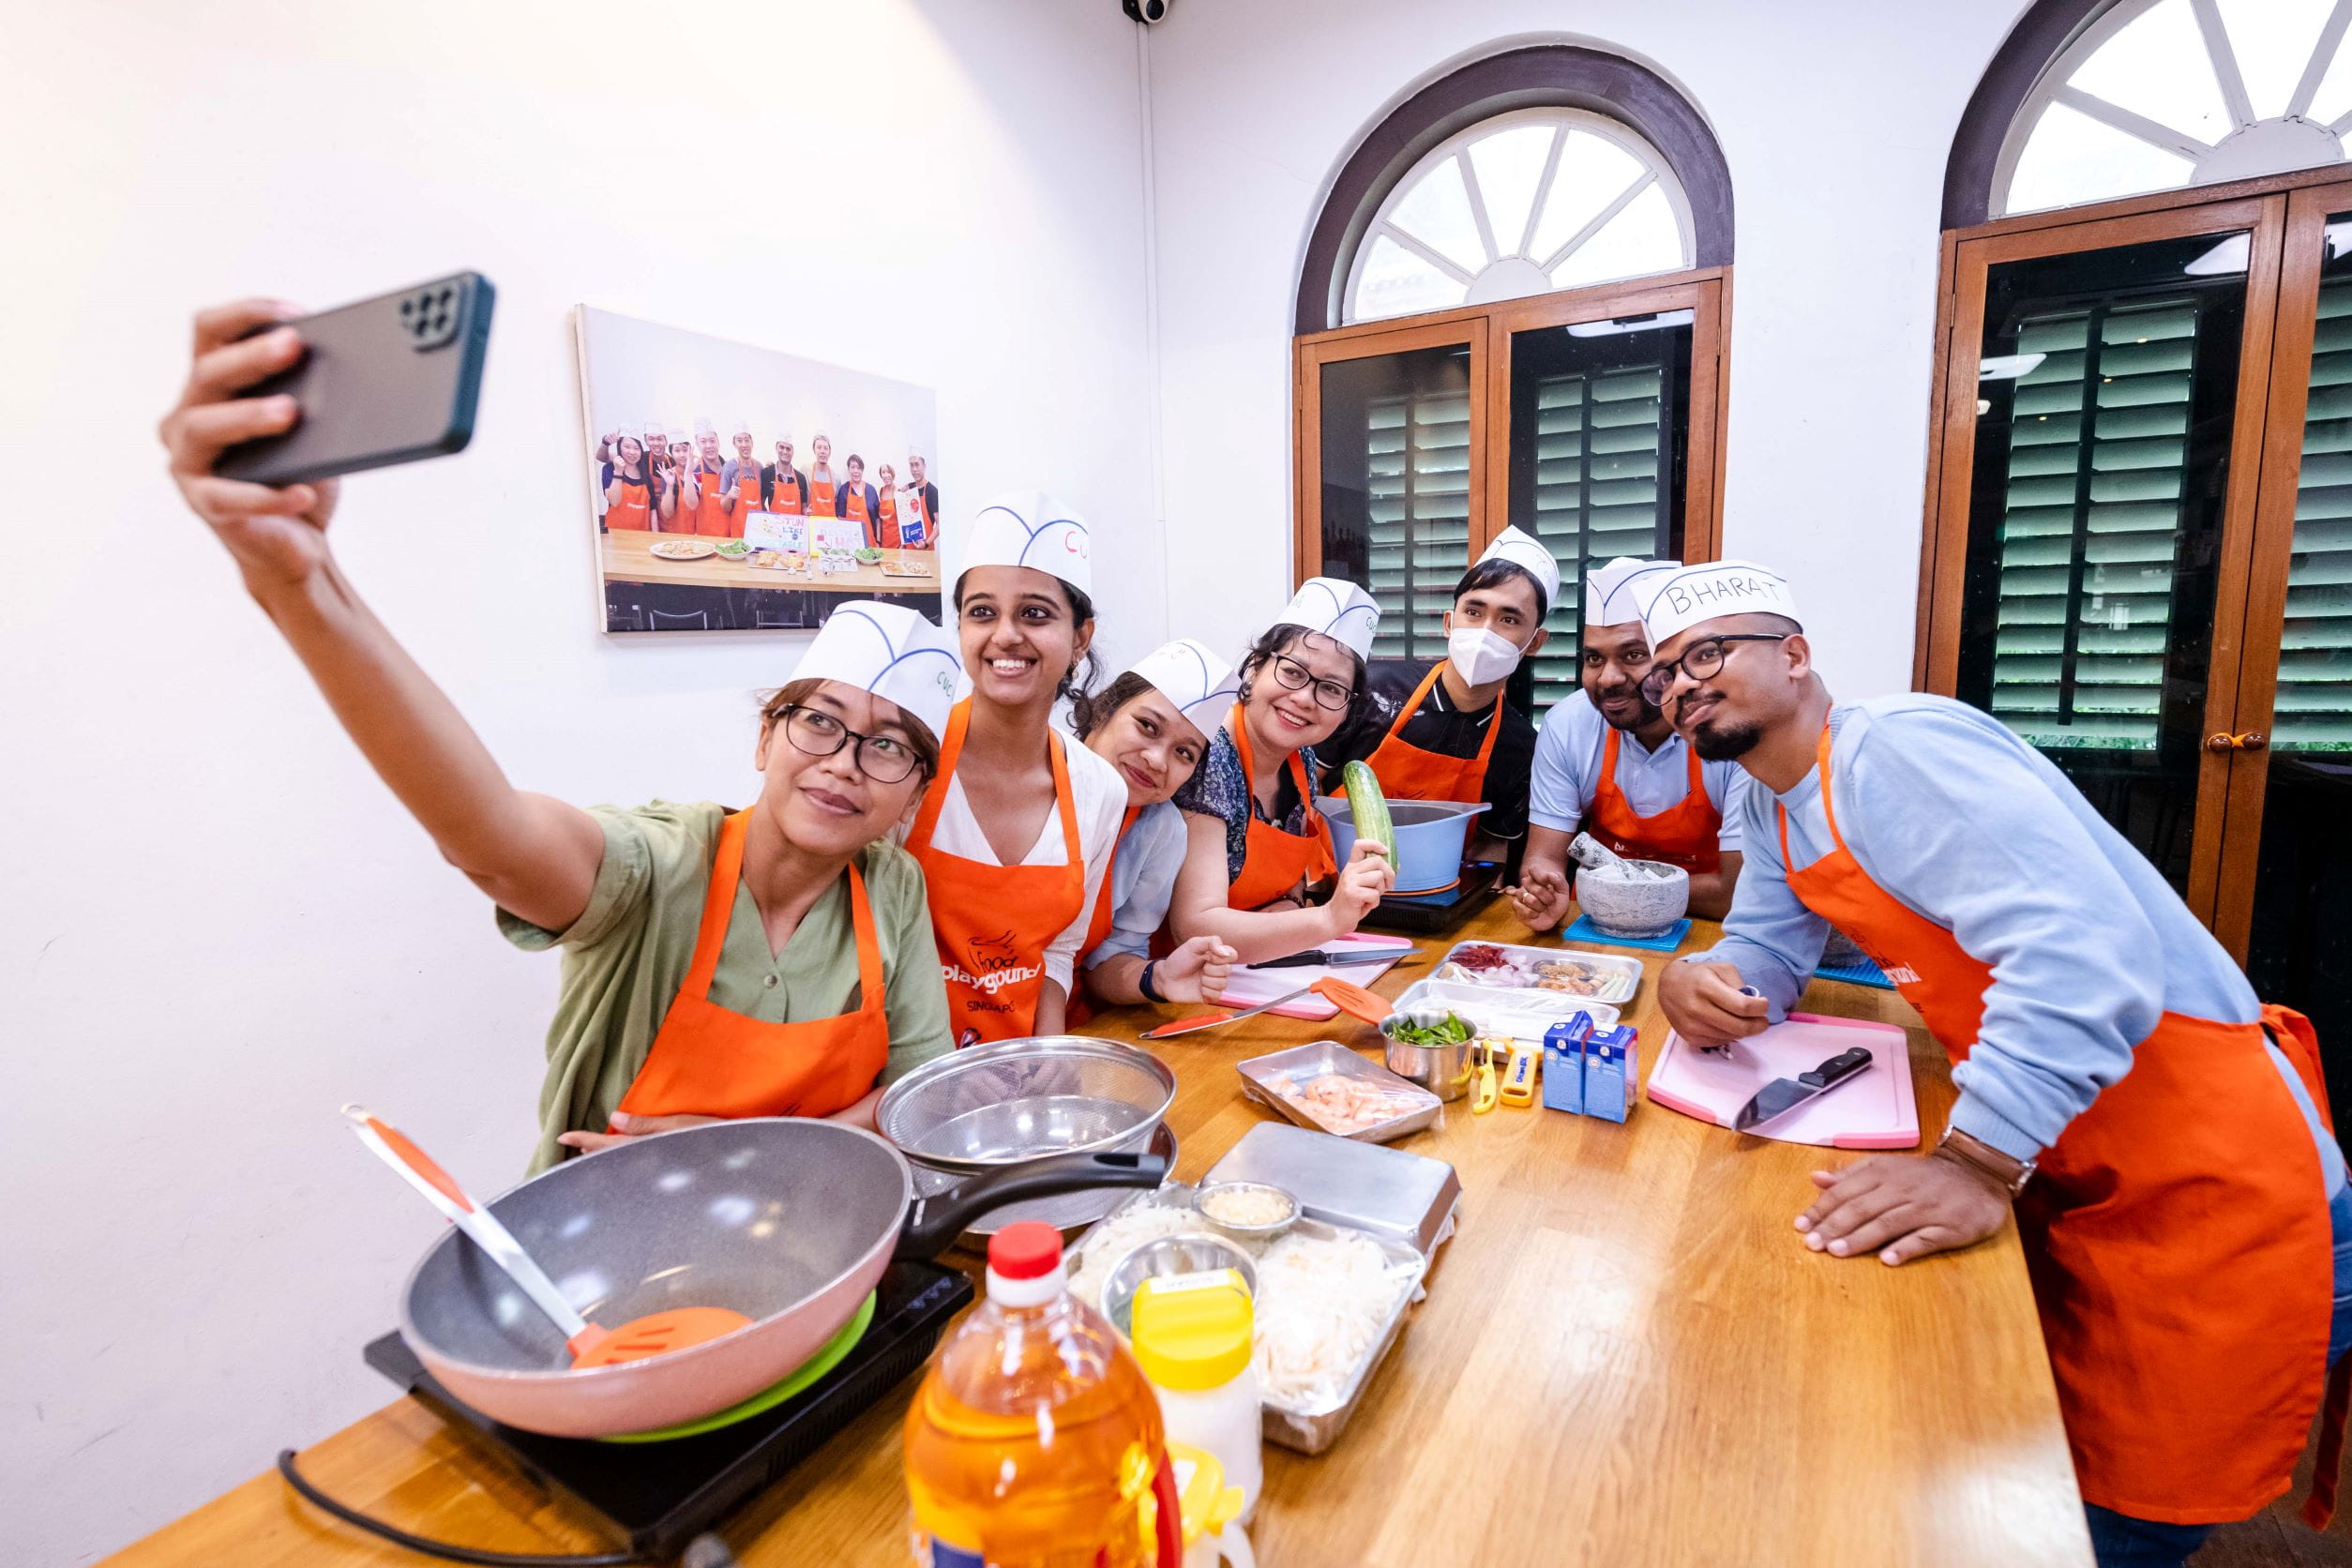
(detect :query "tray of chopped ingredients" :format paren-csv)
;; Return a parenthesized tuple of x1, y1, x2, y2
(1066, 1184, 1429, 1455)
(1237, 1040, 1442, 1143)
(1431, 940, 1642, 1003)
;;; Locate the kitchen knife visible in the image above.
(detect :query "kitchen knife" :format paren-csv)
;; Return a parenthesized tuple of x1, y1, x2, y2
(1732, 1047, 1874, 1131)
(1254, 946, 1425, 969)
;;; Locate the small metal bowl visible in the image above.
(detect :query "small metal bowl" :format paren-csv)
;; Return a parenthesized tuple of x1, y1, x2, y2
(1098, 1232, 1259, 1336)
(1192, 1180, 1301, 1243)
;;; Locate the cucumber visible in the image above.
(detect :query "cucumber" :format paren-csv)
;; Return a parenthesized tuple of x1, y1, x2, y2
(1341, 760, 1395, 859)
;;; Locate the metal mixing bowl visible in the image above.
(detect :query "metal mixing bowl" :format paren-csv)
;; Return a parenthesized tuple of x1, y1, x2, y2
(876, 1035, 1177, 1176)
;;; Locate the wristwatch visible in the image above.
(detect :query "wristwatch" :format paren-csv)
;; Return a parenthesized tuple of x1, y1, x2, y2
(1936, 1126, 2036, 1197)
(1138, 960, 1167, 1004)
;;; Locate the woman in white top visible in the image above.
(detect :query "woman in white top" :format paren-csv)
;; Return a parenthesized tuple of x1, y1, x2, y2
(900, 492, 1125, 1047)
(1071, 641, 1243, 1011)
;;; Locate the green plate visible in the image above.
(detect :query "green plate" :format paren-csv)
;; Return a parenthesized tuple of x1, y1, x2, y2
(598, 1291, 878, 1444)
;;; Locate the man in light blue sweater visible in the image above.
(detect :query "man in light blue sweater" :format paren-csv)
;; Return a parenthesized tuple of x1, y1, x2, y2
(1644, 559, 2348, 1567)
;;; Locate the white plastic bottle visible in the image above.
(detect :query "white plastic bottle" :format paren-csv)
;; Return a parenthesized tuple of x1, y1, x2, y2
(1129, 1270, 1262, 1525)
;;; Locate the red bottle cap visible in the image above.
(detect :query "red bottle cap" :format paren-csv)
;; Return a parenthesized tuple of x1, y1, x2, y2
(988, 1221, 1064, 1280)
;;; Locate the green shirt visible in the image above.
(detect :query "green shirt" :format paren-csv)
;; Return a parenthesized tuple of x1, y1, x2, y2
(500, 801, 952, 1172)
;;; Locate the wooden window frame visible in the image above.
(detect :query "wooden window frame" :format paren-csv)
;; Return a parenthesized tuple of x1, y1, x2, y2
(1909, 168, 2352, 943)
(1292, 266, 1730, 599)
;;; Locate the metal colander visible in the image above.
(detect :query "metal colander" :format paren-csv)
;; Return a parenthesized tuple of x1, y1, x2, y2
(875, 1036, 1177, 1176)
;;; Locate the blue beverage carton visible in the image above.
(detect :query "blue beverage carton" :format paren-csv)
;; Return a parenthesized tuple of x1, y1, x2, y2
(1585, 1024, 1638, 1123)
(1543, 1012, 1595, 1113)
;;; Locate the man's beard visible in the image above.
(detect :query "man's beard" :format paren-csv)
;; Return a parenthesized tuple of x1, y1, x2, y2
(1601, 690, 1664, 731)
(1691, 714, 1762, 761)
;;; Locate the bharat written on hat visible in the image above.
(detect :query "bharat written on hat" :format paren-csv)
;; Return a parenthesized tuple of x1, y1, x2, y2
(793, 601, 962, 739)
(960, 490, 1093, 597)
(1123, 639, 1241, 731)
(1270, 577, 1381, 661)
(1584, 556, 1681, 629)
(1637, 559, 1800, 648)
(1475, 526, 1562, 610)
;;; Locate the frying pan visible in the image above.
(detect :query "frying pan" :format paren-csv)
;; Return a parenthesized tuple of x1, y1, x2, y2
(399, 1118, 1167, 1438)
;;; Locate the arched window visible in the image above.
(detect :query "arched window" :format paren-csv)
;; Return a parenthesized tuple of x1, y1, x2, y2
(1345, 108, 1696, 325)
(1954, 0, 2352, 221)
(1293, 45, 1731, 716)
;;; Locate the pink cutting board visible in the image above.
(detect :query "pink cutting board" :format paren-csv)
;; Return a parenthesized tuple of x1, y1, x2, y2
(1646, 1012, 1920, 1149)
(1221, 936, 1417, 1020)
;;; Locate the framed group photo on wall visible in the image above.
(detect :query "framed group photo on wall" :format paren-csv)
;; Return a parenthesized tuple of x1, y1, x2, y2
(573, 306, 943, 634)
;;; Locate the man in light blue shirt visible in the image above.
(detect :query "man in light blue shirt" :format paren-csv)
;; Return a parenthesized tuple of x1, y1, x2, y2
(1643, 558, 2347, 1565)
(1515, 557, 1748, 927)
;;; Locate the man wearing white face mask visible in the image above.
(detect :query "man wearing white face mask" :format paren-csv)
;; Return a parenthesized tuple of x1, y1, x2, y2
(1512, 556, 1750, 927)
(1326, 528, 1552, 870)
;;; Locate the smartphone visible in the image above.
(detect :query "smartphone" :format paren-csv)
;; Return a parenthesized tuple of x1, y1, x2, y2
(215, 271, 495, 487)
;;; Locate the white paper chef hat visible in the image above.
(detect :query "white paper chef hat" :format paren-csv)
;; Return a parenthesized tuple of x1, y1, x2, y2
(641, 418, 665, 436)
(1584, 556, 1681, 628)
(1638, 559, 1802, 648)
(961, 490, 1093, 596)
(731, 419, 752, 438)
(1270, 577, 1381, 661)
(794, 602, 962, 740)
(665, 428, 690, 447)
(692, 417, 716, 438)
(1123, 639, 1241, 731)
(1474, 527, 1561, 611)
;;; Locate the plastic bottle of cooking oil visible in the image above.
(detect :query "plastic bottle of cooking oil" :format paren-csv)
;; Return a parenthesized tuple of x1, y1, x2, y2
(905, 1221, 1175, 1568)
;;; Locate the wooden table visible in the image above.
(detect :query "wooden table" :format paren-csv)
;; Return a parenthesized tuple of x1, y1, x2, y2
(109, 910, 2091, 1566)
(600, 529, 942, 594)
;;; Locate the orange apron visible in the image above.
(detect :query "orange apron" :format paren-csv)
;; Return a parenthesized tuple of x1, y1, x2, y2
(1066, 804, 1143, 1032)
(1224, 704, 1337, 911)
(876, 490, 898, 550)
(606, 475, 651, 532)
(1362, 662, 1501, 803)
(771, 471, 803, 516)
(899, 487, 930, 549)
(1776, 723, 2332, 1524)
(729, 465, 762, 537)
(691, 461, 730, 536)
(613, 811, 890, 1122)
(845, 482, 871, 545)
(1588, 726, 1722, 873)
(809, 470, 837, 518)
(904, 701, 1089, 1048)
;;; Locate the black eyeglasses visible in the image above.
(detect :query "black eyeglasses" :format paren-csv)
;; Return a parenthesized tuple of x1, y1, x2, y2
(778, 704, 925, 783)
(1268, 653, 1354, 711)
(1638, 634, 1790, 707)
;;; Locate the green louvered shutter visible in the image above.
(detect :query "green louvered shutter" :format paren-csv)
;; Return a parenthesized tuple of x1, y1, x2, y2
(1524, 364, 1669, 716)
(2278, 279, 2352, 752)
(1987, 300, 2195, 750)
(1364, 386, 1472, 662)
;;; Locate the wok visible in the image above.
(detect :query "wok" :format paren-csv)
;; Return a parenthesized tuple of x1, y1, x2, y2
(399, 1118, 1166, 1438)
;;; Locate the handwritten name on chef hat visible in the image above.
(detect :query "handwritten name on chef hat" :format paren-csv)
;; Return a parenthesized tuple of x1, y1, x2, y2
(1584, 557, 1681, 629)
(1269, 577, 1381, 661)
(960, 490, 1093, 598)
(1637, 559, 1801, 649)
(1123, 638, 1241, 731)
(794, 601, 963, 739)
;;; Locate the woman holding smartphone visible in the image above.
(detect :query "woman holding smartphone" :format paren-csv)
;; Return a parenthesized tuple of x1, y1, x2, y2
(158, 299, 961, 1170)
(900, 491, 1126, 1048)
(1070, 639, 1241, 1012)
(1168, 580, 1394, 964)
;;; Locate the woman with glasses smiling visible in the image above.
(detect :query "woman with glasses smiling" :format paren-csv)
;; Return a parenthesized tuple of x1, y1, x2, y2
(1168, 579, 1396, 962)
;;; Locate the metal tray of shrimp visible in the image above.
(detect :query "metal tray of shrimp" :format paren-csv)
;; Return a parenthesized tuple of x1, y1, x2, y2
(1235, 1040, 1443, 1144)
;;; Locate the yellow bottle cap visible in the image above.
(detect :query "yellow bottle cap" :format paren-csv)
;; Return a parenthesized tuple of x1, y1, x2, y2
(1131, 1271, 1253, 1391)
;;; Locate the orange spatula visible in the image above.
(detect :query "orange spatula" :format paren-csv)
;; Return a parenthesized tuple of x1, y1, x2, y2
(1139, 974, 1395, 1040)
(342, 1106, 750, 1368)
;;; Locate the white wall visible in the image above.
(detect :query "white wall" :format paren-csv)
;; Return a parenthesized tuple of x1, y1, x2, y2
(0, 3, 1152, 1560)
(1141, 0, 2035, 698)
